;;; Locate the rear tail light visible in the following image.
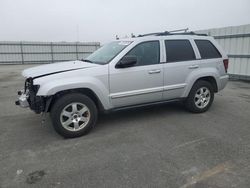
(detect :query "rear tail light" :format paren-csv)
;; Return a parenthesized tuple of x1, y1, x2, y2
(223, 59, 229, 73)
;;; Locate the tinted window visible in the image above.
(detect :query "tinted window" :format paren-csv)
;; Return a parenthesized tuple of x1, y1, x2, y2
(165, 40, 196, 62)
(195, 40, 222, 59)
(124, 41, 160, 66)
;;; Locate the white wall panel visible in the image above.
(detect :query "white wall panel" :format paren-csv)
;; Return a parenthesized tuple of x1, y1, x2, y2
(0, 54, 22, 63)
(228, 58, 235, 73)
(23, 45, 51, 53)
(53, 45, 76, 52)
(197, 24, 250, 77)
(23, 54, 52, 61)
(240, 59, 248, 75)
(0, 44, 21, 53)
(77, 45, 97, 53)
(53, 53, 77, 61)
(247, 59, 250, 76)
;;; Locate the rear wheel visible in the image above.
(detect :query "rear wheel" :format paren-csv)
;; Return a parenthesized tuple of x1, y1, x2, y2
(185, 80, 214, 113)
(50, 93, 97, 138)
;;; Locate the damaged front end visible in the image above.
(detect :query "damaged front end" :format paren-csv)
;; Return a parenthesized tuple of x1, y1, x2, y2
(15, 77, 46, 114)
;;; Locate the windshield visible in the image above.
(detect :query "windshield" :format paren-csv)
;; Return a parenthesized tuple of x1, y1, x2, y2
(85, 41, 132, 64)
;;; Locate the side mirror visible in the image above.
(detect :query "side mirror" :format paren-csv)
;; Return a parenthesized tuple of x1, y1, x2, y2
(116, 56, 137, 68)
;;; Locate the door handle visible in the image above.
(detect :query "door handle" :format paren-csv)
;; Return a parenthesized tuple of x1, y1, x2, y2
(148, 69, 161, 74)
(189, 65, 199, 69)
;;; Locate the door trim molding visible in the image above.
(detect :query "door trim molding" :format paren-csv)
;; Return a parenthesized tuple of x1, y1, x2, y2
(110, 86, 163, 99)
(110, 83, 186, 99)
(163, 83, 186, 91)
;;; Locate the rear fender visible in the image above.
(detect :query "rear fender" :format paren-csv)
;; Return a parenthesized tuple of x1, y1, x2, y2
(182, 68, 220, 98)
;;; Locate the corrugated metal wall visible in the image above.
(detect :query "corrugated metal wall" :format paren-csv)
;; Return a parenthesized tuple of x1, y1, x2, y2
(0, 41, 100, 64)
(197, 24, 250, 79)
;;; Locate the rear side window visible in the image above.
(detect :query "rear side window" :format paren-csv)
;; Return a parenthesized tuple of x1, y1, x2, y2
(165, 40, 196, 63)
(195, 40, 222, 59)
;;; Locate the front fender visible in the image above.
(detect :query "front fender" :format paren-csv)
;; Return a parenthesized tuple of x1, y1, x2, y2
(36, 76, 111, 110)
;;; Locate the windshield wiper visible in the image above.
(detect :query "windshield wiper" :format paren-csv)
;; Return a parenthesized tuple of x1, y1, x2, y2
(81, 59, 106, 65)
(81, 59, 94, 63)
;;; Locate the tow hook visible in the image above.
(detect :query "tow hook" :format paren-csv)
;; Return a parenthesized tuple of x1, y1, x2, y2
(15, 90, 22, 105)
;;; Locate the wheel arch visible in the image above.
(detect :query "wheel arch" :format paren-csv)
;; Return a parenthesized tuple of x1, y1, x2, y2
(47, 88, 105, 113)
(195, 76, 218, 92)
(183, 74, 219, 98)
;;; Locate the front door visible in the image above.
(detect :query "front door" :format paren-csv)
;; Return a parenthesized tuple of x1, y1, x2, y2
(109, 41, 164, 108)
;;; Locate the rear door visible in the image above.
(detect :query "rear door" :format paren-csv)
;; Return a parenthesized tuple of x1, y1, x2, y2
(163, 39, 199, 100)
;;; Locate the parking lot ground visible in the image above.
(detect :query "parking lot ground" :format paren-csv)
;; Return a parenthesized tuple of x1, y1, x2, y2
(0, 64, 250, 188)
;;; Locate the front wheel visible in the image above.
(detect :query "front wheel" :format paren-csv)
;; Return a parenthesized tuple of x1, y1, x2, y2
(185, 80, 214, 113)
(50, 93, 98, 138)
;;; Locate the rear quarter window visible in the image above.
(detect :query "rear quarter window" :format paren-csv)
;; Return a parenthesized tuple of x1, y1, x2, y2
(195, 40, 222, 59)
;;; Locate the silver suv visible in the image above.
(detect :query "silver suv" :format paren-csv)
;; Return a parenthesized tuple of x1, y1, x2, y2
(16, 31, 229, 138)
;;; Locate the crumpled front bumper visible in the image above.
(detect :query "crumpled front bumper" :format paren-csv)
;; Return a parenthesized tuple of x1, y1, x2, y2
(15, 78, 46, 114)
(15, 90, 29, 108)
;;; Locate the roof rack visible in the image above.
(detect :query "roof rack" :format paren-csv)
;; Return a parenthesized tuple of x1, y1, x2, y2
(137, 28, 208, 37)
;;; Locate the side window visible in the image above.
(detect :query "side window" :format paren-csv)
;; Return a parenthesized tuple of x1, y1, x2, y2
(124, 41, 160, 66)
(165, 40, 196, 63)
(195, 40, 222, 59)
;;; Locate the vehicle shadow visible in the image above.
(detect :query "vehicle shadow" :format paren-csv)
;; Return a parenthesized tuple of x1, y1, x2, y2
(95, 101, 186, 131)
(27, 101, 187, 141)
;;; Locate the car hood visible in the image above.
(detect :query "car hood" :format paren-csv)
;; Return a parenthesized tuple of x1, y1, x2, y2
(22, 60, 98, 78)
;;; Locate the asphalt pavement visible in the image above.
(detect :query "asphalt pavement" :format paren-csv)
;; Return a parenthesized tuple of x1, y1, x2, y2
(0, 65, 250, 188)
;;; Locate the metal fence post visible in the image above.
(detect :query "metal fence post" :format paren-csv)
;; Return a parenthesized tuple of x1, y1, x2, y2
(20, 41, 24, 64)
(50, 42, 54, 63)
(76, 42, 79, 60)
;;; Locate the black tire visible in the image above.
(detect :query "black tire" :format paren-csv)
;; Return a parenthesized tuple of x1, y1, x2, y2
(50, 93, 98, 138)
(185, 80, 214, 113)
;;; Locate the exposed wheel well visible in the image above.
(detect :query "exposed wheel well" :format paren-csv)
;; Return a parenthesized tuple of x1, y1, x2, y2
(195, 76, 218, 92)
(47, 88, 104, 112)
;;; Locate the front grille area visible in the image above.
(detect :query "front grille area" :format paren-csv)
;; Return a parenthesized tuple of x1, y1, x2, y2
(25, 77, 45, 114)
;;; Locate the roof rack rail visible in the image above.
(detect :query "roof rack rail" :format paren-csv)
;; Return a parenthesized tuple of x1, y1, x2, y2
(168, 28, 189, 33)
(137, 32, 168, 37)
(137, 29, 208, 37)
(156, 31, 208, 36)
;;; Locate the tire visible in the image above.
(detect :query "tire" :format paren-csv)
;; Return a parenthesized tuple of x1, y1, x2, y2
(50, 93, 98, 138)
(185, 80, 214, 113)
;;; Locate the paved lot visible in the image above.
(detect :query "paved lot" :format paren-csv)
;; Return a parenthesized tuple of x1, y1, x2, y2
(0, 65, 250, 188)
